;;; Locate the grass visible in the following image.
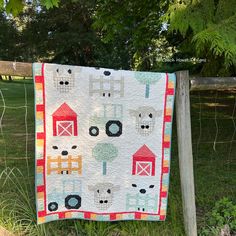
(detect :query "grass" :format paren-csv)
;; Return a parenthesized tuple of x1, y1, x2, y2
(0, 80, 235, 236)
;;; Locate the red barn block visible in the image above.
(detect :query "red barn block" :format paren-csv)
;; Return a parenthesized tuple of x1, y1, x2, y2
(132, 145, 156, 176)
(52, 102, 78, 136)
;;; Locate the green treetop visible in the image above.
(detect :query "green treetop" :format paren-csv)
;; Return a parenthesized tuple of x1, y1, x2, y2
(165, 0, 236, 75)
(135, 72, 162, 98)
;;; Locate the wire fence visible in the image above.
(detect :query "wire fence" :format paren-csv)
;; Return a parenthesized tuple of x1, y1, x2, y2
(191, 90, 236, 164)
(0, 80, 35, 179)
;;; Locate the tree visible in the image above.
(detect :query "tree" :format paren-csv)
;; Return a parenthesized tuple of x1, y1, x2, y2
(165, 0, 236, 76)
(14, 0, 132, 68)
(92, 143, 118, 175)
(18, 1, 98, 65)
(93, 0, 169, 70)
(135, 72, 161, 98)
(3, 0, 235, 76)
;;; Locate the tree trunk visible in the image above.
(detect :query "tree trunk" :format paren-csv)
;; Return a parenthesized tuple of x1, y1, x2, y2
(145, 84, 150, 98)
(0, 75, 3, 80)
(8, 75, 13, 81)
(102, 161, 107, 175)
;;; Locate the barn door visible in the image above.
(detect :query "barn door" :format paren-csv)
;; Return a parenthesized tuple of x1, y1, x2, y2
(56, 121, 74, 136)
(135, 161, 152, 176)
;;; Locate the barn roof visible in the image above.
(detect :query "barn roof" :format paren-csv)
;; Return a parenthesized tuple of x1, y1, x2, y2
(133, 145, 156, 158)
(52, 102, 77, 117)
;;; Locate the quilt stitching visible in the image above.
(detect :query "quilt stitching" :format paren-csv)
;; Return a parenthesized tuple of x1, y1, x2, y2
(34, 63, 176, 223)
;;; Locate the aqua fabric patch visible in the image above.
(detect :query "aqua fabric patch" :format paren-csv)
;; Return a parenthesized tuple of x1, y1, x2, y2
(34, 63, 176, 223)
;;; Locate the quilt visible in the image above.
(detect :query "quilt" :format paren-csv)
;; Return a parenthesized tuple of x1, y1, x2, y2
(33, 63, 176, 223)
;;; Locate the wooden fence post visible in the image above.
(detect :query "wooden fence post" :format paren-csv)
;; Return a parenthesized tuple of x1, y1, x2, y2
(176, 71, 197, 236)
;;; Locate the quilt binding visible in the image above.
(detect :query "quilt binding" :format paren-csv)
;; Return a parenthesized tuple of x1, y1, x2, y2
(34, 63, 176, 223)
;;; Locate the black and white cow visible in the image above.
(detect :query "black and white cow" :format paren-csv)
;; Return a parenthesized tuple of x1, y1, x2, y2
(53, 66, 75, 93)
(88, 183, 120, 210)
(129, 106, 161, 136)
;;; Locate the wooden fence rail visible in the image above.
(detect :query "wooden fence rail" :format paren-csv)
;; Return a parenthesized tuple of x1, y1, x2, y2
(1, 60, 236, 236)
(191, 76, 236, 90)
(1, 60, 236, 91)
(0, 60, 32, 77)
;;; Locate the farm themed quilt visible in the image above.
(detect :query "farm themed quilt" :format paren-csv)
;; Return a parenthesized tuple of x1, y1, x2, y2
(33, 63, 176, 224)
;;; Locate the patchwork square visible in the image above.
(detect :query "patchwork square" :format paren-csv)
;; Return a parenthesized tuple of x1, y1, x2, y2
(34, 63, 176, 223)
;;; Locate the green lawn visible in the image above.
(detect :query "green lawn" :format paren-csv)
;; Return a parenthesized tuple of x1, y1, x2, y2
(0, 80, 235, 236)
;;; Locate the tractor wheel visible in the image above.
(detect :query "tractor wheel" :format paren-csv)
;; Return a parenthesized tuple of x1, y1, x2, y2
(89, 126, 99, 136)
(106, 120, 122, 137)
(65, 195, 81, 209)
(48, 202, 58, 212)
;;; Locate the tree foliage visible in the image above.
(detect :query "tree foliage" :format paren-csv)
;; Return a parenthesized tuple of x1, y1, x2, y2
(10, 0, 131, 68)
(1, 0, 236, 76)
(0, 0, 59, 16)
(166, 0, 236, 75)
(20, 0, 98, 65)
(0, 12, 20, 60)
(92, 143, 118, 162)
(93, 0, 169, 70)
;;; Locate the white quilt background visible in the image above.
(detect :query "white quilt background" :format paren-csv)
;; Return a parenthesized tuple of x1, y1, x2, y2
(43, 64, 167, 215)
